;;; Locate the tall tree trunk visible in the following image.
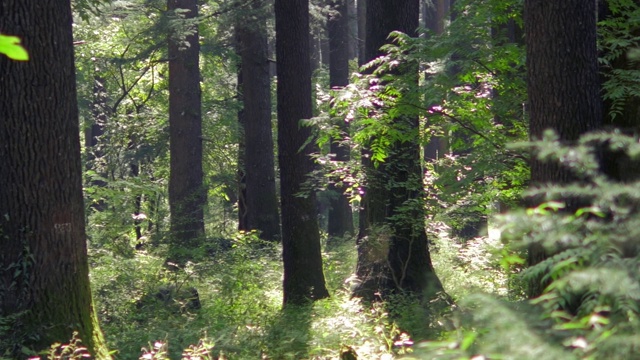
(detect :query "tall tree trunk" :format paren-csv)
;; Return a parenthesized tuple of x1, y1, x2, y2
(353, 0, 443, 301)
(525, 0, 602, 297)
(275, 0, 330, 305)
(356, 0, 366, 65)
(327, 0, 354, 238)
(236, 0, 281, 241)
(347, 0, 358, 60)
(237, 63, 248, 231)
(0, 1, 109, 356)
(167, 0, 206, 263)
(85, 71, 108, 211)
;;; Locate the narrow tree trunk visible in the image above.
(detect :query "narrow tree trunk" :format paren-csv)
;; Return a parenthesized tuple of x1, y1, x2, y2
(236, 1, 281, 241)
(275, 0, 330, 305)
(327, 0, 354, 238)
(347, 0, 358, 60)
(0, 1, 109, 355)
(525, 0, 602, 297)
(237, 63, 248, 231)
(356, 0, 366, 65)
(167, 0, 206, 262)
(85, 71, 108, 211)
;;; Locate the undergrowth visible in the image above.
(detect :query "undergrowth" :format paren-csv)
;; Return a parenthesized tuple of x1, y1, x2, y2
(75, 221, 510, 360)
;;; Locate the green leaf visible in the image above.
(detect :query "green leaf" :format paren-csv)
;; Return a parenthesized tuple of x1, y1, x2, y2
(0, 34, 29, 61)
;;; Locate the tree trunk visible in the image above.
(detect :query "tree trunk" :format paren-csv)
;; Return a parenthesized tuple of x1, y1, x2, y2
(356, 0, 366, 65)
(0, 1, 109, 356)
(167, 0, 206, 263)
(353, 0, 443, 301)
(85, 71, 109, 211)
(347, 0, 358, 60)
(236, 1, 282, 241)
(275, 0, 330, 305)
(525, 0, 602, 297)
(327, 0, 354, 238)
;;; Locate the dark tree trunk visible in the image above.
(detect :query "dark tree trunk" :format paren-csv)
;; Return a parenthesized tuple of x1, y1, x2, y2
(0, 0, 109, 356)
(525, 0, 602, 297)
(85, 72, 108, 211)
(356, 0, 366, 65)
(236, 1, 282, 241)
(237, 64, 248, 231)
(347, 0, 358, 60)
(275, 0, 330, 305)
(327, 0, 354, 238)
(167, 0, 206, 262)
(353, 0, 443, 301)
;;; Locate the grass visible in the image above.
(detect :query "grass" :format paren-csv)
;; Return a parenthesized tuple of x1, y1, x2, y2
(88, 228, 510, 359)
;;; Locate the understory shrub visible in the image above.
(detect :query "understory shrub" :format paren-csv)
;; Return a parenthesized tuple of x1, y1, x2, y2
(411, 132, 640, 359)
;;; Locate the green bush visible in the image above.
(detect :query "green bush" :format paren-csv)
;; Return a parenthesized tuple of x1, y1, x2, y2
(412, 132, 640, 359)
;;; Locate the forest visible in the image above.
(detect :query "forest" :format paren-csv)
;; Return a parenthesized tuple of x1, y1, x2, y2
(1, 0, 640, 359)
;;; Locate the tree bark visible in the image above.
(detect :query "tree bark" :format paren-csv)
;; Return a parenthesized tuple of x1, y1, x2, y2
(167, 0, 206, 262)
(236, 0, 281, 241)
(354, 0, 443, 301)
(327, 0, 354, 238)
(275, 0, 330, 305)
(356, 0, 366, 65)
(0, 1, 109, 356)
(525, 0, 602, 297)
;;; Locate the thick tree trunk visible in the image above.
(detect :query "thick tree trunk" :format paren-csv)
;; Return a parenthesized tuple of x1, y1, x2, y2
(327, 0, 354, 238)
(525, 0, 602, 297)
(236, 1, 281, 241)
(0, 1, 109, 356)
(354, 0, 443, 301)
(167, 0, 206, 262)
(275, 0, 330, 305)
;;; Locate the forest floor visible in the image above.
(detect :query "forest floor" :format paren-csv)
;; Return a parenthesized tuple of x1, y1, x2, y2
(90, 224, 510, 359)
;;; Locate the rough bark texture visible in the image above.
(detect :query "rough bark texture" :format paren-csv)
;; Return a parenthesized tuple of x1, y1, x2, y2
(168, 0, 206, 261)
(0, 1, 109, 356)
(236, 1, 281, 241)
(525, 0, 602, 297)
(275, 0, 330, 305)
(327, 0, 354, 238)
(354, 0, 443, 301)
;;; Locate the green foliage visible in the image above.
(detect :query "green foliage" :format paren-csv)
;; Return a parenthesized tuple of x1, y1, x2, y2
(88, 234, 426, 359)
(598, 0, 640, 122)
(0, 34, 28, 61)
(413, 132, 640, 359)
(313, 0, 529, 238)
(74, 0, 243, 254)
